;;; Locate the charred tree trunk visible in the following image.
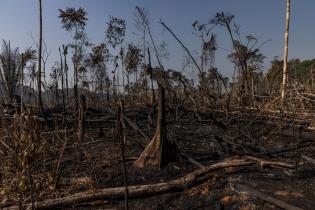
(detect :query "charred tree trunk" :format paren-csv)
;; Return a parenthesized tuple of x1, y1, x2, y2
(54, 77, 58, 107)
(147, 48, 155, 105)
(20, 53, 24, 113)
(59, 47, 66, 114)
(38, 0, 44, 111)
(134, 84, 179, 168)
(78, 94, 86, 142)
(62, 45, 69, 97)
(116, 100, 129, 210)
(74, 62, 79, 114)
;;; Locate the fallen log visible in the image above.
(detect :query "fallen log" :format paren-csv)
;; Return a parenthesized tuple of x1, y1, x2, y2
(268, 140, 314, 155)
(123, 115, 150, 141)
(214, 135, 264, 154)
(235, 183, 304, 210)
(245, 156, 295, 169)
(180, 153, 205, 168)
(302, 155, 315, 165)
(7, 159, 254, 210)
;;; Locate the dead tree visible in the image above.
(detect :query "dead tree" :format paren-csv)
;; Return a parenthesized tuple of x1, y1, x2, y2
(134, 83, 179, 168)
(20, 53, 24, 113)
(78, 94, 86, 142)
(116, 100, 129, 210)
(147, 48, 155, 104)
(281, 0, 291, 102)
(58, 47, 66, 121)
(62, 44, 69, 96)
(37, 0, 44, 111)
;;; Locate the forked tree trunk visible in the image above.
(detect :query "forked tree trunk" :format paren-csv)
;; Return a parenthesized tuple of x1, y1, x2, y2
(134, 83, 179, 168)
(281, 0, 291, 102)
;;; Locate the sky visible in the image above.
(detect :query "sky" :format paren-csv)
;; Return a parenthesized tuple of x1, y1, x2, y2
(0, 0, 314, 83)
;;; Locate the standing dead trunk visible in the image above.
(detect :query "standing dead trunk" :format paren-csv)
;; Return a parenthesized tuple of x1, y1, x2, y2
(38, 0, 44, 111)
(134, 83, 179, 168)
(20, 53, 24, 113)
(281, 0, 291, 102)
(59, 47, 66, 124)
(54, 76, 58, 107)
(78, 94, 86, 142)
(62, 45, 69, 96)
(121, 48, 125, 96)
(311, 67, 314, 91)
(147, 48, 155, 105)
(74, 62, 79, 114)
(116, 100, 128, 210)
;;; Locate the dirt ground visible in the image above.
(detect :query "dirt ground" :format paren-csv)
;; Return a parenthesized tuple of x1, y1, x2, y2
(1, 106, 315, 209)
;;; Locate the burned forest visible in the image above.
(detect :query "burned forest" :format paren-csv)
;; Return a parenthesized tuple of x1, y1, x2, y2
(1, 0, 315, 209)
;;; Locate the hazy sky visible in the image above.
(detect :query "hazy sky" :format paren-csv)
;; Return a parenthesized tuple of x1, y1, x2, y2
(0, 0, 314, 82)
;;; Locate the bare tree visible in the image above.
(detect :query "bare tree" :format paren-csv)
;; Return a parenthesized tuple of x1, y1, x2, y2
(30, 34, 51, 92)
(133, 6, 150, 65)
(281, 0, 291, 102)
(38, 0, 44, 110)
(62, 44, 69, 96)
(49, 62, 60, 106)
(59, 47, 66, 115)
(134, 7, 151, 103)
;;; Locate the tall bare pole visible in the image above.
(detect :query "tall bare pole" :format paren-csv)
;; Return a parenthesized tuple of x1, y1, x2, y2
(38, 0, 44, 110)
(281, 0, 291, 102)
(62, 45, 69, 96)
(21, 54, 24, 113)
(59, 47, 66, 118)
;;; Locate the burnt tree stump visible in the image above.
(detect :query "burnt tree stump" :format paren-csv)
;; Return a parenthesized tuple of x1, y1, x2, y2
(134, 84, 179, 168)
